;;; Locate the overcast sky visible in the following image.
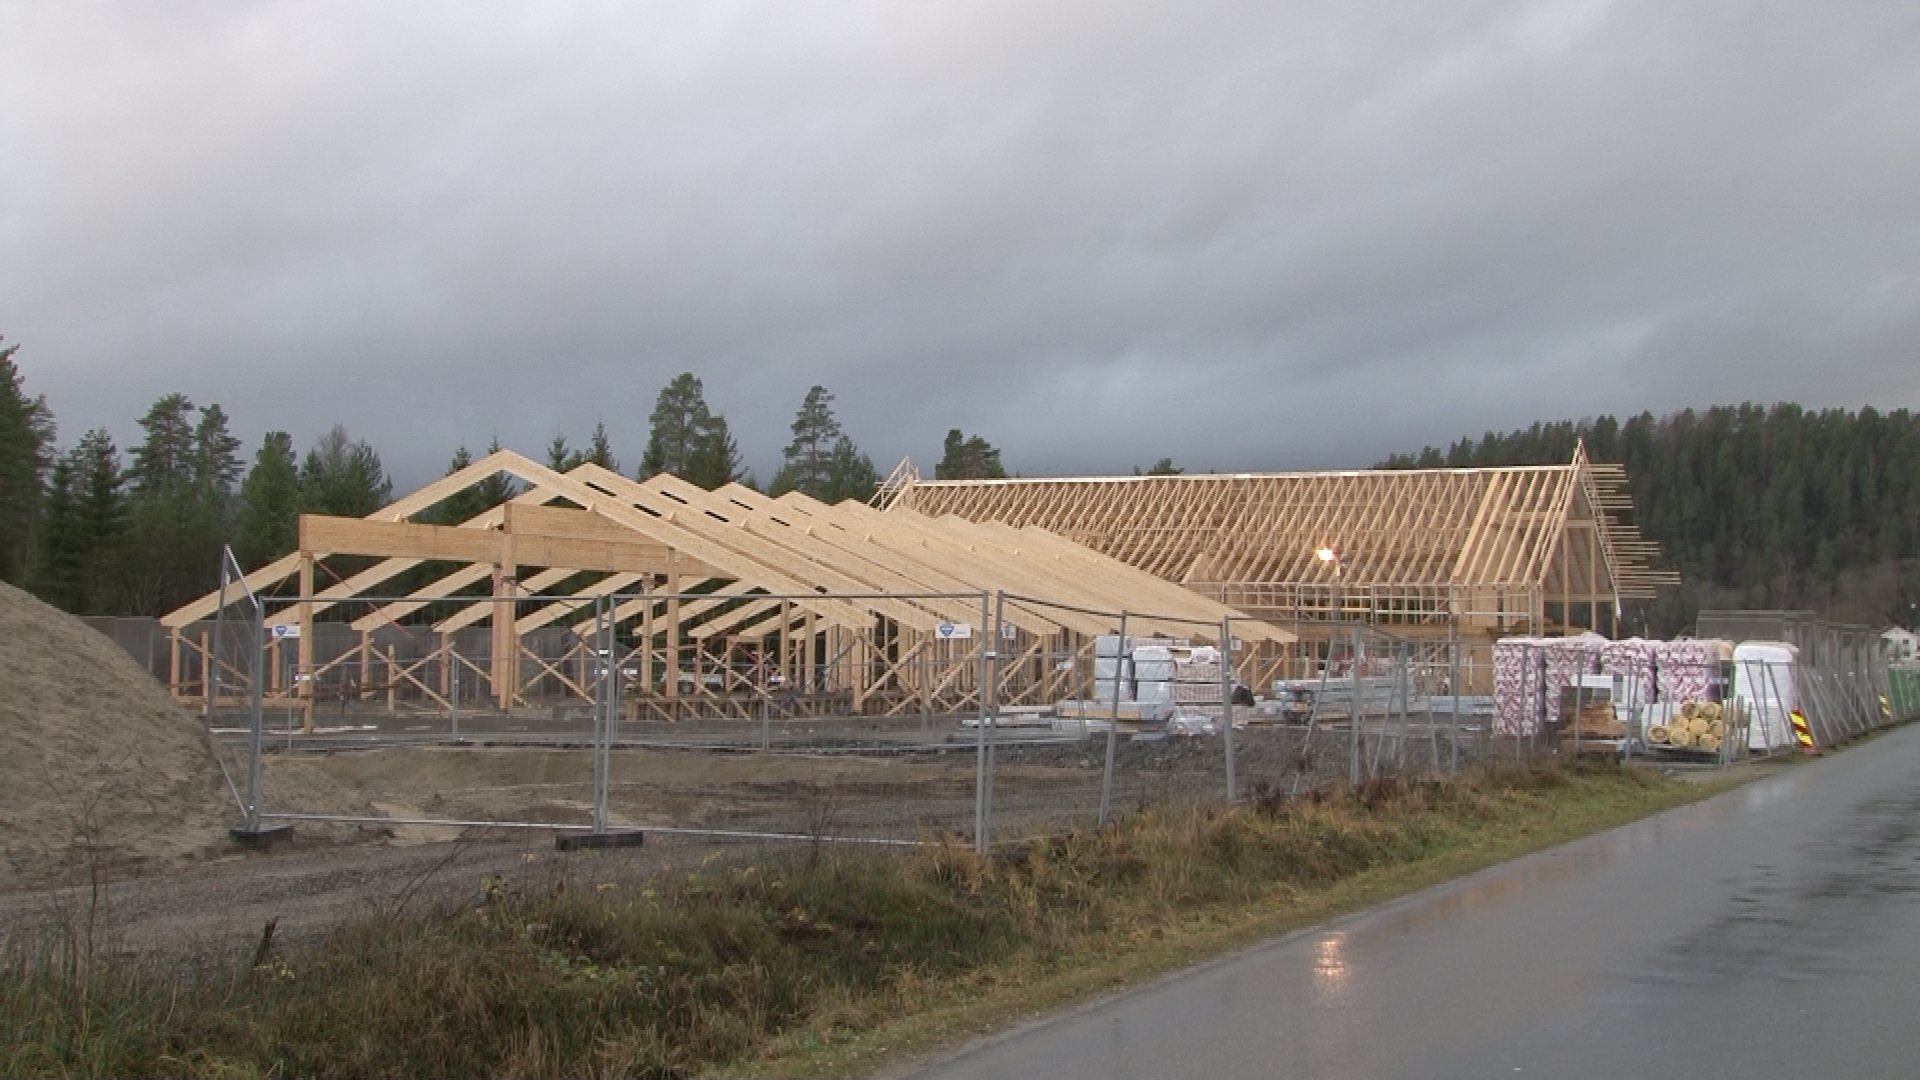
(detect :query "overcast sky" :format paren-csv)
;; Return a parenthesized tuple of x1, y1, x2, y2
(5, 1, 1918, 490)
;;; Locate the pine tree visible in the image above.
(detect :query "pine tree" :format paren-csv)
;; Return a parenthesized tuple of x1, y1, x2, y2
(127, 394, 197, 498)
(640, 374, 715, 480)
(236, 432, 301, 567)
(471, 435, 518, 509)
(820, 435, 880, 503)
(581, 421, 619, 473)
(778, 385, 842, 496)
(545, 433, 573, 472)
(427, 446, 487, 524)
(687, 413, 744, 490)
(934, 428, 1006, 480)
(0, 337, 56, 583)
(124, 394, 233, 613)
(34, 429, 127, 613)
(192, 404, 244, 500)
(32, 452, 82, 609)
(301, 424, 394, 518)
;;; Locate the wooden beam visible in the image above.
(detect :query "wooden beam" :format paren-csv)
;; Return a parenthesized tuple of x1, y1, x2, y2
(665, 552, 681, 700)
(493, 529, 517, 710)
(300, 514, 503, 564)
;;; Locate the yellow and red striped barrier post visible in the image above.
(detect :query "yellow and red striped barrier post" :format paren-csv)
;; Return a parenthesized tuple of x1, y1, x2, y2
(1790, 709, 1817, 755)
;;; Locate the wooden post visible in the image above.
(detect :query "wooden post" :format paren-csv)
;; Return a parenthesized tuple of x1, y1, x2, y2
(169, 628, 182, 700)
(202, 629, 214, 702)
(804, 610, 818, 700)
(779, 600, 793, 689)
(358, 630, 371, 704)
(492, 532, 517, 711)
(268, 637, 281, 696)
(641, 586, 655, 697)
(439, 631, 451, 700)
(852, 622, 871, 711)
(665, 553, 681, 700)
(1588, 524, 1601, 636)
(920, 631, 933, 717)
(386, 645, 398, 712)
(298, 552, 315, 733)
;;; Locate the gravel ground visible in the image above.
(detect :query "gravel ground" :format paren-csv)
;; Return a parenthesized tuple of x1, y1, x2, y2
(0, 828, 756, 959)
(5, 724, 1711, 962)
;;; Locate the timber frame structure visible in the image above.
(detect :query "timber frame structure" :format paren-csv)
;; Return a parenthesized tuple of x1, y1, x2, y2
(161, 450, 1293, 729)
(892, 444, 1678, 656)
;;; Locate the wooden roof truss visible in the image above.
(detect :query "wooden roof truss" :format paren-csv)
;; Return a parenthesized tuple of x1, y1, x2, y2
(162, 449, 1291, 723)
(894, 444, 1678, 635)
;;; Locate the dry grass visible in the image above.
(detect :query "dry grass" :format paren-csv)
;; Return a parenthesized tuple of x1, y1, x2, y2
(0, 762, 1706, 1080)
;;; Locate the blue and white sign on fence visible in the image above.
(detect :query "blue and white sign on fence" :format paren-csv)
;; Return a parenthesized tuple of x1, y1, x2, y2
(271, 624, 301, 640)
(935, 622, 974, 640)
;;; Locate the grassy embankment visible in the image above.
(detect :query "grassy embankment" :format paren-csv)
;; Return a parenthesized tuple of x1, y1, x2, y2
(2, 763, 1727, 1079)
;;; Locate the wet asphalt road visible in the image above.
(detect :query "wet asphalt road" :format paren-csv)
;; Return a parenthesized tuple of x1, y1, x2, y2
(906, 725, 1920, 1080)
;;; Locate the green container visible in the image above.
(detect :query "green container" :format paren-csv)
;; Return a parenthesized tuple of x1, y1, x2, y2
(1892, 668, 1920, 722)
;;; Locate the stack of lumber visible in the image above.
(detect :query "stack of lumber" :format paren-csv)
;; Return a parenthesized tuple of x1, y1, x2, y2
(1568, 700, 1628, 739)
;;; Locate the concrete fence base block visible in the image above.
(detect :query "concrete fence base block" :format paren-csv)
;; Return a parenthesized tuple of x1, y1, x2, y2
(228, 824, 295, 848)
(555, 829, 646, 852)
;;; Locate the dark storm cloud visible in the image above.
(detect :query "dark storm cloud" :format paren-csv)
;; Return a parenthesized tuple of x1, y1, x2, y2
(4, 0, 1918, 488)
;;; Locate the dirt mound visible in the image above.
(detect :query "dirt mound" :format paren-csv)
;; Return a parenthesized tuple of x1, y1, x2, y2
(0, 581, 237, 890)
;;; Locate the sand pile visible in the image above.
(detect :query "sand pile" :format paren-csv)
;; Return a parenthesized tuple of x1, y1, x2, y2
(0, 581, 238, 890)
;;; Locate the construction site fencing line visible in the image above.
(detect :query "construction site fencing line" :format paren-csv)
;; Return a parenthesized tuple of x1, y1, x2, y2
(188, 547, 1918, 858)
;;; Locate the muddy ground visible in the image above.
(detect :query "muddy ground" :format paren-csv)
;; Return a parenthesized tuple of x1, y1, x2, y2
(0, 726, 1525, 959)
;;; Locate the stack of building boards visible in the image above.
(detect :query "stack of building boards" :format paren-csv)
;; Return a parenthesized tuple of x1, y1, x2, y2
(1171, 648, 1224, 710)
(1091, 634, 1137, 706)
(1058, 635, 1183, 726)
(1133, 644, 1175, 704)
(1057, 637, 1239, 732)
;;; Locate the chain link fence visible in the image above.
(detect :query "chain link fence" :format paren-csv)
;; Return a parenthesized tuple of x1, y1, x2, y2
(139, 561, 1920, 855)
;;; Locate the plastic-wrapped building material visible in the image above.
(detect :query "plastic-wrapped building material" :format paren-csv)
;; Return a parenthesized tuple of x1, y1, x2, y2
(1134, 659, 1176, 681)
(1493, 634, 1606, 735)
(1166, 711, 1219, 736)
(1095, 634, 1138, 658)
(1134, 679, 1173, 703)
(1730, 641, 1798, 750)
(1172, 681, 1223, 704)
(1495, 635, 1734, 737)
(1094, 656, 1133, 680)
(1599, 638, 1729, 709)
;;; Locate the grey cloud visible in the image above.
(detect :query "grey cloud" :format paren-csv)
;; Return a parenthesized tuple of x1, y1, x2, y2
(3, 0, 1917, 490)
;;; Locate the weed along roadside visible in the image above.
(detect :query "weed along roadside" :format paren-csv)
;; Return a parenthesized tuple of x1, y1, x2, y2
(2, 764, 1725, 1080)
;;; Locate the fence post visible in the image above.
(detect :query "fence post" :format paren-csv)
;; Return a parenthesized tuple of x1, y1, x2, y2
(591, 593, 611, 834)
(1396, 642, 1411, 775)
(1450, 634, 1462, 775)
(983, 590, 1005, 840)
(1349, 625, 1362, 788)
(1099, 611, 1129, 826)
(1221, 615, 1237, 802)
(760, 673, 772, 752)
(246, 596, 265, 834)
(208, 556, 227, 731)
(973, 591, 993, 854)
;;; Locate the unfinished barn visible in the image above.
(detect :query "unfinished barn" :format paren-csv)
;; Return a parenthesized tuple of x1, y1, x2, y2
(161, 450, 1293, 729)
(891, 446, 1677, 682)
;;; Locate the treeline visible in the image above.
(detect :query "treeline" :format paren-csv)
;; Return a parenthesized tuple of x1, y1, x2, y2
(1384, 404, 1920, 632)
(0, 339, 1010, 617)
